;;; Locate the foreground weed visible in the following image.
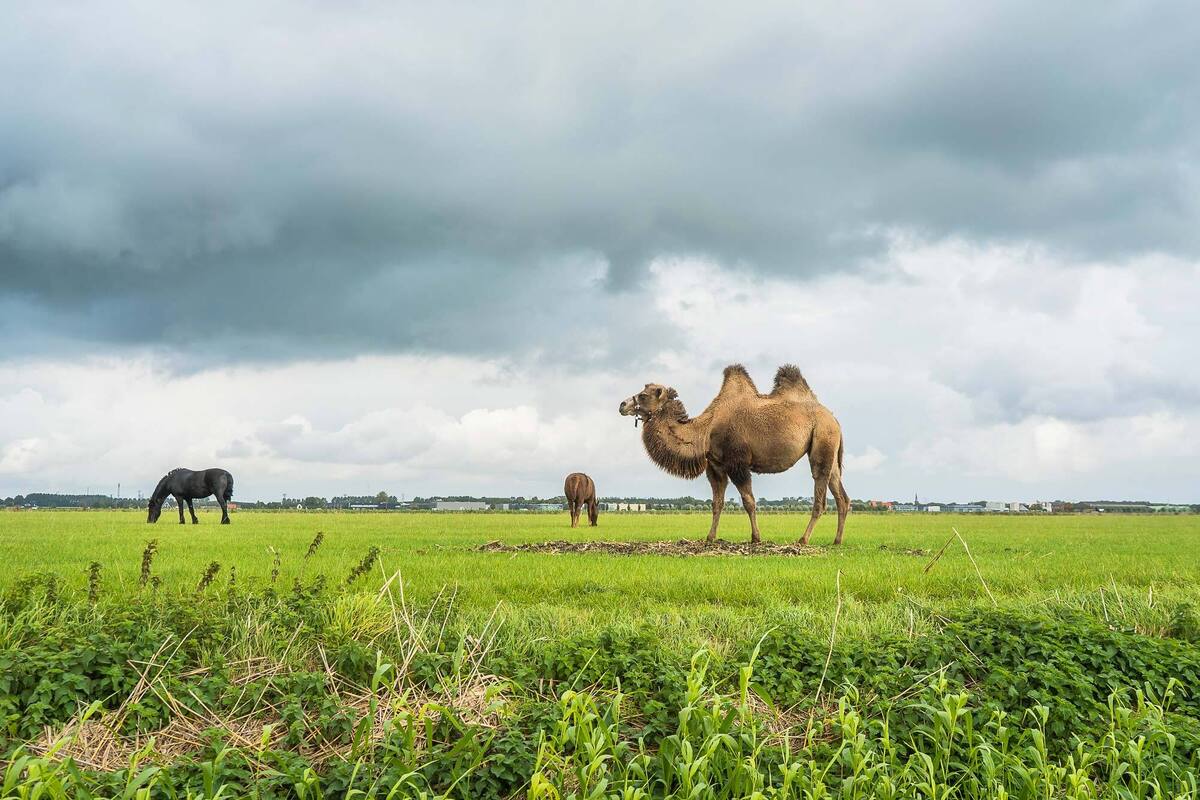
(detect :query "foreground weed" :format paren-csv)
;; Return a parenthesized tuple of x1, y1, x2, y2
(345, 546, 381, 586)
(196, 561, 222, 593)
(305, 531, 326, 562)
(86, 561, 101, 604)
(139, 539, 158, 587)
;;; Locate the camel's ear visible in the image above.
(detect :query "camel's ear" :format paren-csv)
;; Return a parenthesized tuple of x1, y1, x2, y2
(666, 388, 678, 400)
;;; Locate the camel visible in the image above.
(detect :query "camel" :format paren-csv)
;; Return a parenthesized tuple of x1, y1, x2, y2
(619, 364, 848, 545)
(564, 472, 598, 527)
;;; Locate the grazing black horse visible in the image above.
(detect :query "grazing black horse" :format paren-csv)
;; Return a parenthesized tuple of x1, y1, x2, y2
(148, 468, 234, 524)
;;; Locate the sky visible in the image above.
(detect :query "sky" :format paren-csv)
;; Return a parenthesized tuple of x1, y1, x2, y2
(2, 1, 1198, 503)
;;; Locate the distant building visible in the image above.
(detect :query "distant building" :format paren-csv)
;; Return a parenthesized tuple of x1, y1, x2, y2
(600, 502, 647, 512)
(894, 503, 918, 512)
(434, 501, 488, 511)
(984, 501, 1005, 512)
(925, 504, 941, 513)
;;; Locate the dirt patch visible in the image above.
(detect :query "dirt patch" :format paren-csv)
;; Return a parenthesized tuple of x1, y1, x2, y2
(474, 538, 825, 557)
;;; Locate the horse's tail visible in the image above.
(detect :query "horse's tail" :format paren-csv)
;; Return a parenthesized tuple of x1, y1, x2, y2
(223, 473, 234, 502)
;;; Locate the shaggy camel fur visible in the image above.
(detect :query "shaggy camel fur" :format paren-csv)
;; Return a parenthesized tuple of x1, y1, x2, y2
(619, 364, 848, 545)
(563, 472, 598, 528)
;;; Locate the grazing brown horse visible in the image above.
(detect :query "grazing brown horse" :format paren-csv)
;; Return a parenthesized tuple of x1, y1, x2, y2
(564, 472, 598, 528)
(148, 467, 234, 524)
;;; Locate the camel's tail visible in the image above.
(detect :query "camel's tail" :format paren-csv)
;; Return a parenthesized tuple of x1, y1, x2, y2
(771, 364, 814, 399)
(223, 473, 234, 502)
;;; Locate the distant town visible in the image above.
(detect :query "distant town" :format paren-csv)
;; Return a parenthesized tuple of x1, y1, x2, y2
(2, 492, 1195, 514)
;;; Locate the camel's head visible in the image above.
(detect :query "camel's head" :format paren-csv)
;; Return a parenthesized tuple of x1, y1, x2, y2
(619, 383, 678, 424)
(147, 498, 163, 523)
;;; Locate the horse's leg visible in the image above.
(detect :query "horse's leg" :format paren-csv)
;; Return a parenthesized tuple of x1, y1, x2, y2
(730, 470, 761, 545)
(831, 475, 849, 545)
(705, 463, 728, 542)
(175, 495, 186, 524)
(216, 492, 230, 524)
(186, 498, 198, 524)
(588, 499, 598, 527)
(568, 500, 577, 528)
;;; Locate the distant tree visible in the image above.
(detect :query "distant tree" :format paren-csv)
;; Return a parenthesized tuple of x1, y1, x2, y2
(303, 496, 328, 510)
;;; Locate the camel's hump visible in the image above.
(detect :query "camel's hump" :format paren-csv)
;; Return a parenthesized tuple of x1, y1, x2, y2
(721, 364, 759, 393)
(771, 364, 814, 397)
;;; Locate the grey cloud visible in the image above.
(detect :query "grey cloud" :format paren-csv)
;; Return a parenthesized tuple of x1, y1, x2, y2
(1, 1, 1197, 363)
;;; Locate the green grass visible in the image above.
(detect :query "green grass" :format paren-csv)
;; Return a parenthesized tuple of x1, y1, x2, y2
(3, 510, 1198, 643)
(4, 510, 1200, 798)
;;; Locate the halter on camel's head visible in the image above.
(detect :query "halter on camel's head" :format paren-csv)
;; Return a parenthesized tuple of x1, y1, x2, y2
(618, 383, 679, 426)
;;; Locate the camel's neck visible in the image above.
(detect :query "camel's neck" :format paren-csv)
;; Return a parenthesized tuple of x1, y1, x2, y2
(641, 400, 710, 479)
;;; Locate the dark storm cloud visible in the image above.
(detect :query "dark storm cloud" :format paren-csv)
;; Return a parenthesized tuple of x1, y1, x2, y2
(1, 1, 1197, 361)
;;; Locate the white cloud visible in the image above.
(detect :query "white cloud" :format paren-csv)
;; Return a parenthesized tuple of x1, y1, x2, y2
(1, 238, 1197, 502)
(844, 446, 887, 474)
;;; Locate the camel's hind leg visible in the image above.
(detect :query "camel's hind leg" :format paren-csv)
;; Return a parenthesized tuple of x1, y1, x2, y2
(730, 469, 761, 545)
(705, 463, 728, 542)
(831, 475, 849, 545)
(800, 476, 829, 546)
(799, 439, 839, 545)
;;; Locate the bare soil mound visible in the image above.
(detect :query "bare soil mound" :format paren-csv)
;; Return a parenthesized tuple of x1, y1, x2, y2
(474, 538, 824, 557)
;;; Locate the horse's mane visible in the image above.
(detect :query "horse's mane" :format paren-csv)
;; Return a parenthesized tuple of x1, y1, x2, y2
(149, 469, 183, 502)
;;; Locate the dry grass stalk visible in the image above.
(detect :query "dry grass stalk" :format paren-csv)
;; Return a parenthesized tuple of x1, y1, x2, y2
(954, 528, 996, 605)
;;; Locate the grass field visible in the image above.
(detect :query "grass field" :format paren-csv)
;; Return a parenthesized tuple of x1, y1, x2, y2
(3, 510, 1198, 641)
(4, 510, 1200, 798)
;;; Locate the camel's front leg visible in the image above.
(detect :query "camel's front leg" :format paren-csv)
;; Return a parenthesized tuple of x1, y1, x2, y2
(705, 463, 728, 542)
(731, 471, 761, 545)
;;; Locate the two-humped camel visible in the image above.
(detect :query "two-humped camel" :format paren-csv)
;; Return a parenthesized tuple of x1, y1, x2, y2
(619, 364, 848, 545)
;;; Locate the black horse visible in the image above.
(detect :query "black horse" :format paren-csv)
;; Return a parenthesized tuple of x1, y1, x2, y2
(148, 468, 234, 524)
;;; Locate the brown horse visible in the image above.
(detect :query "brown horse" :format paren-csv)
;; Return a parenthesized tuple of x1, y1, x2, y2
(564, 472, 598, 527)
